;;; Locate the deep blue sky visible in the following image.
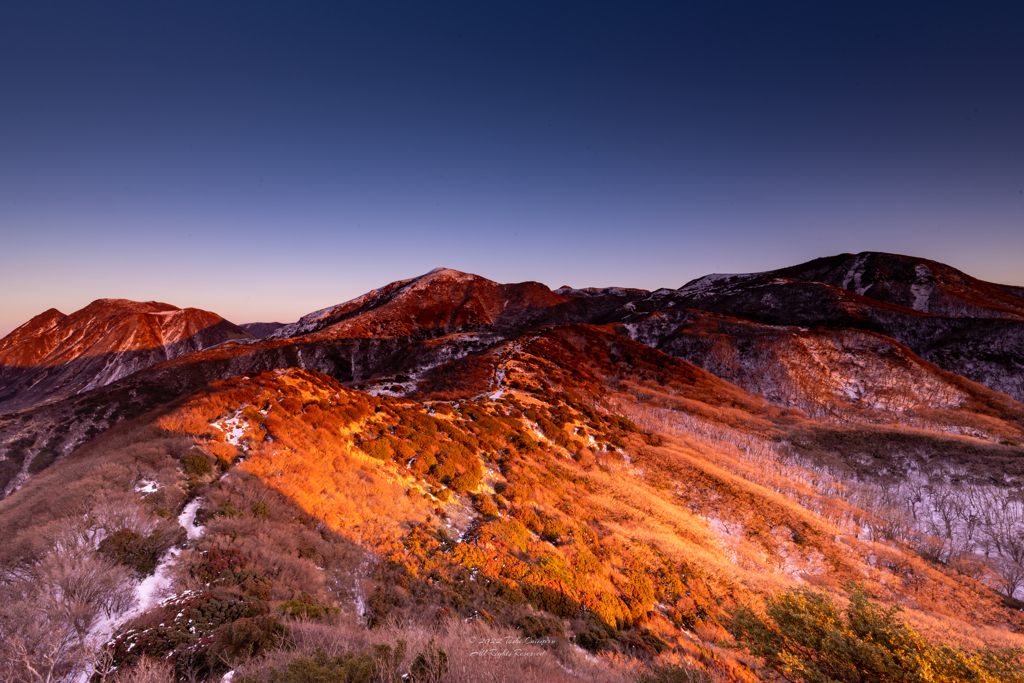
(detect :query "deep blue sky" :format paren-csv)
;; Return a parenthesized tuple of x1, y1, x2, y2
(2, 1, 1023, 334)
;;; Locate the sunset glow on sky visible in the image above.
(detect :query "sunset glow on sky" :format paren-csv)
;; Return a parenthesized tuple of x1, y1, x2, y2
(2, 2, 1023, 335)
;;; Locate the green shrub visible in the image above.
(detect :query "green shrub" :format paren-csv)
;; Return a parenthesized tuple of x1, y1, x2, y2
(238, 643, 406, 683)
(107, 591, 277, 676)
(193, 546, 248, 582)
(181, 451, 213, 475)
(278, 595, 341, 621)
(728, 586, 1024, 683)
(516, 614, 564, 640)
(210, 613, 289, 661)
(537, 554, 576, 587)
(576, 616, 616, 652)
(360, 438, 393, 461)
(541, 517, 570, 543)
(251, 501, 271, 519)
(477, 519, 531, 552)
(623, 628, 670, 657)
(215, 500, 245, 518)
(98, 528, 168, 576)
(472, 494, 500, 518)
(233, 571, 274, 599)
(523, 582, 580, 618)
(242, 406, 266, 427)
(510, 433, 539, 453)
(513, 507, 543, 533)
(448, 470, 481, 493)
(575, 549, 601, 574)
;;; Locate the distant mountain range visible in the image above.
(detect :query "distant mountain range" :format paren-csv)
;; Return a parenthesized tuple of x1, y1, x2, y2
(2, 251, 1024, 682)
(3, 252, 1022, 416)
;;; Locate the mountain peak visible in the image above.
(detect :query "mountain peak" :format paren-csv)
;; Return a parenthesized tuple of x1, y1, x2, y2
(80, 299, 181, 316)
(0, 308, 68, 353)
(0, 300, 254, 411)
(415, 267, 476, 282)
(269, 269, 569, 340)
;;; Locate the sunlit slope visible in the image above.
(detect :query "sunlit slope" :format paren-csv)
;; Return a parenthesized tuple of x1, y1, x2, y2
(150, 330, 1024, 650)
(0, 298, 254, 411)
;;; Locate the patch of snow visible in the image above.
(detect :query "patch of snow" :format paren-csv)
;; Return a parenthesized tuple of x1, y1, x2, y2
(841, 253, 871, 295)
(572, 644, 601, 665)
(179, 498, 205, 540)
(490, 365, 507, 400)
(676, 272, 755, 299)
(910, 264, 934, 311)
(210, 408, 247, 445)
(83, 545, 182, 674)
(134, 479, 160, 494)
(79, 496, 209, 681)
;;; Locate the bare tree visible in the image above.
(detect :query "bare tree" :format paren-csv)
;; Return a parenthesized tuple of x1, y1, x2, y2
(110, 657, 175, 683)
(0, 536, 133, 682)
(990, 558, 1024, 601)
(0, 591, 88, 683)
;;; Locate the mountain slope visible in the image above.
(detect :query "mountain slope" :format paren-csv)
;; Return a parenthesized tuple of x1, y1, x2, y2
(619, 308, 1024, 436)
(3, 331, 1023, 682)
(776, 251, 1024, 319)
(2, 256, 1024, 681)
(117, 268, 644, 394)
(657, 253, 1024, 402)
(0, 299, 255, 411)
(269, 267, 571, 339)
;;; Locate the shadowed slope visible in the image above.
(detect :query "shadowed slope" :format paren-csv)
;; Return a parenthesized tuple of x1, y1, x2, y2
(620, 308, 1024, 437)
(645, 253, 1024, 402)
(776, 251, 1024, 319)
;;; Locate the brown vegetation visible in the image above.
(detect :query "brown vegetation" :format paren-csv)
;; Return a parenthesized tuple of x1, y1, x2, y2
(2, 316, 1024, 682)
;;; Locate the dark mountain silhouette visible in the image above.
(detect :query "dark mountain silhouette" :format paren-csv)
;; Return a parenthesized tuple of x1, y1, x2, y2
(240, 322, 286, 338)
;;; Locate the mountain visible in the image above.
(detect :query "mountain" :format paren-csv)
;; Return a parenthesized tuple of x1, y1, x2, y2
(123, 268, 644, 395)
(0, 299, 255, 411)
(619, 308, 1024, 433)
(268, 267, 570, 339)
(240, 322, 286, 338)
(2, 254, 1024, 682)
(619, 252, 1024, 403)
(775, 251, 1024, 319)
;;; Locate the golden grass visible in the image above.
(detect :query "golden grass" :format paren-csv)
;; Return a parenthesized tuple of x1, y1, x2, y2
(137, 362, 1024, 674)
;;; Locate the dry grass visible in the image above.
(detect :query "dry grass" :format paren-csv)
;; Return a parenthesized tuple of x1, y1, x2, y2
(4, 326, 1022, 683)
(241, 617, 645, 683)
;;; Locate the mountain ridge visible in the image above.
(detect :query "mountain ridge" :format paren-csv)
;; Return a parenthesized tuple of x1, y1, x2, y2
(2, 252, 1024, 682)
(0, 299, 255, 412)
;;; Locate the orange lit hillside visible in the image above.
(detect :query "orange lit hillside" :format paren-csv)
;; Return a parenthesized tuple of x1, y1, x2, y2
(154, 351, 1024, 667)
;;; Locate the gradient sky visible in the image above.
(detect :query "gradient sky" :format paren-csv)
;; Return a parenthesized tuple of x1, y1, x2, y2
(2, 1, 1023, 336)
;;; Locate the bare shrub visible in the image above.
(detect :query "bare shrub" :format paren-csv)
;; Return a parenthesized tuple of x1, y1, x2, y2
(0, 599, 86, 683)
(236, 618, 638, 683)
(110, 656, 176, 683)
